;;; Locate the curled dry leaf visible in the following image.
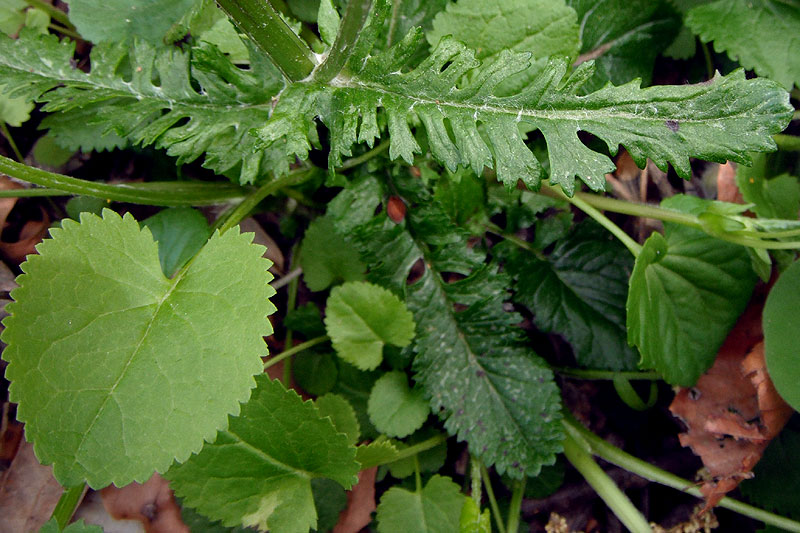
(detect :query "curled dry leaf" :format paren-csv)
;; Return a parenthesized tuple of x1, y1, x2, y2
(100, 473, 189, 533)
(333, 466, 377, 533)
(669, 299, 793, 509)
(715, 162, 743, 204)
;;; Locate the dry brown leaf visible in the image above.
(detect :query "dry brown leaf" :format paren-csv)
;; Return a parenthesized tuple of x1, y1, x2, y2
(669, 298, 792, 510)
(715, 162, 743, 204)
(333, 466, 377, 533)
(0, 438, 66, 533)
(0, 403, 23, 462)
(239, 217, 285, 275)
(100, 473, 189, 533)
(0, 206, 50, 264)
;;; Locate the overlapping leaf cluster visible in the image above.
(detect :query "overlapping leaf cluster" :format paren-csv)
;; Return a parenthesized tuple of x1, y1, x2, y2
(0, 30, 285, 183)
(327, 173, 563, 478)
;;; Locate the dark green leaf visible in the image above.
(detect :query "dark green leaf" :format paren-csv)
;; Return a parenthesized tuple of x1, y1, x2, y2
(294, 352, 339, 396)
(142, 207, 211, 277)
(764, 259, 800, 411)
(299, 216, 366, 291)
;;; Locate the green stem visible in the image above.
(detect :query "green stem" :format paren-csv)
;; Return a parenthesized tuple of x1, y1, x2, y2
(564, 189, 701, 229)
(271, 267, 303, 290)
(0, 123, 24, 162)
(313, 0, 373, 82)
(479, 462, 506, 533)
(386, 433, 448, 464)
(282, 247, 300, 387)
(48, 23, 83, 40)
(699, 39, 715, 81)
(506, 478, 526, 533)
(414, 455, 422, 493)
(216, 169, 313, 233)
(337, 140, 390, 171)
(562, 189, 642, 257)
(0, 155, 248, 205)
(562, 426, 652, 533)
(793, 109, 800, 121)
(263, 335, 329, 370)
(774, 133, 800, 151)
(216, 0, 316, 81)
(718, 232, 800, 250)
(485, 222, 546, 259)
(470, 456, 482, 503)
(564, 415, 800, 531)
(50, 484, 86, 529)
(612, 376, 658, 411)
(555, 367, 661, 381)
(24, 0, 74, 28)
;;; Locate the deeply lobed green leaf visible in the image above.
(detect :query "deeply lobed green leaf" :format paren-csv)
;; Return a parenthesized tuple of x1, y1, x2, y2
(0, 30, 285, 184)
(1, 210, 276, 487)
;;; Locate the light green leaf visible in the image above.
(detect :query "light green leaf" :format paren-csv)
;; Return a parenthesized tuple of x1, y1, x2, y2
(39, 518, 103, 533)
(377, 475, 465, 533)
(764, 259, 800, 411)
(507, 222, 638, 370)
(368, 371, 429, 438)
(626, 196, 756, 386)
(428, 0, 579, 58)
(0, 84, 33, 126)
(317, 0, 340, 46)
(64, 0, 199, 44)
(735, 154, 800, 220)
(459, 498, 490, 533)
(1, 209, 275, 488)
(0, 31, 285, 184)
(356, 439, 400, 469)
(0, 0, 25, 36)
(325, 281, 416, 370)
(568, 0, 681, 92)
(299, 216, 365, 291)
(32, 134, 75, 167)
(142, 207, 211, 277)
(317, 393, 360, 445)
(686, 0, 800, 89)
(167, 376, 360, 533)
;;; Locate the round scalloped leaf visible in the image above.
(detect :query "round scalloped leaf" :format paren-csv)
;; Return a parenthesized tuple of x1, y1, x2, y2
(368, 371, 429, 438)
(376, 474, 465, 533)
(1, 209, 275, 488)
(324, 281, 416, 370)
(167, 376, 360, 533)
(764, 259, 800, 411)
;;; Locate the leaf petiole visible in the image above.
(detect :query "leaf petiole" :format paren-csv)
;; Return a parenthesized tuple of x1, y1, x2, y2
(50, 484, 87, 529)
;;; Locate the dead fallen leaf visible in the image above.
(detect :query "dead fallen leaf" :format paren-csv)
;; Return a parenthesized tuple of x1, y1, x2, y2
(100, 473, 189, 533)
(239, 217, 285, 275)
(0, 205, 50, 263)
(333, 466, 377, 533)
(0, 402, 23, 462)
(669, 298, 792, 510)
(0, 438, 67, 533)
(715, 162, 743, 204)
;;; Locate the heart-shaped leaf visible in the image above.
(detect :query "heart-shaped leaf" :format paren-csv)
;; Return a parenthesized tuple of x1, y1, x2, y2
(2, 209, 275, 487)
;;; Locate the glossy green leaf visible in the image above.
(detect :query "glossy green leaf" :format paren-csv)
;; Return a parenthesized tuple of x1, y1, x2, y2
(508, 222, 638, 370)
(1, 209, 275, 488)
(317, 393, 360, 445)
(377, 474, 465, 533)
(64, 0, 198, 44)
(626, 196, 756, 386)
(325, 281, 416, 370)
(764, 259, 800, 411)
(736, 154, 800, 220)
(142, 207, 211, 277)
(167, 376, 360, 533)
(299, 216, 365, 292)
(686, 0, 800, 89)
(368, 371, 429, 438)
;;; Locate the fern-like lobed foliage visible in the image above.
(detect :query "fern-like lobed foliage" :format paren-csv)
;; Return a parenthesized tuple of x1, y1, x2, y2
(0, 30, 285, 184)
(327, 173, 563, 478)
(259, 0, 793, 194)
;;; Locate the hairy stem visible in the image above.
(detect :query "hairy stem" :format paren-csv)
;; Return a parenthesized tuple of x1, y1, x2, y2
(564, 415, 800, 531)
(217, 0, 316, 81)
(314, 0, 374, 82)
(479, 462, 506, 533)
(0, 155, 247, 205)
(562, 427, 652, 533)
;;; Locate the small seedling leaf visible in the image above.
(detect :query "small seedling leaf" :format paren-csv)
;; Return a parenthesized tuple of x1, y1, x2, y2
(368, 371, 429, 438)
